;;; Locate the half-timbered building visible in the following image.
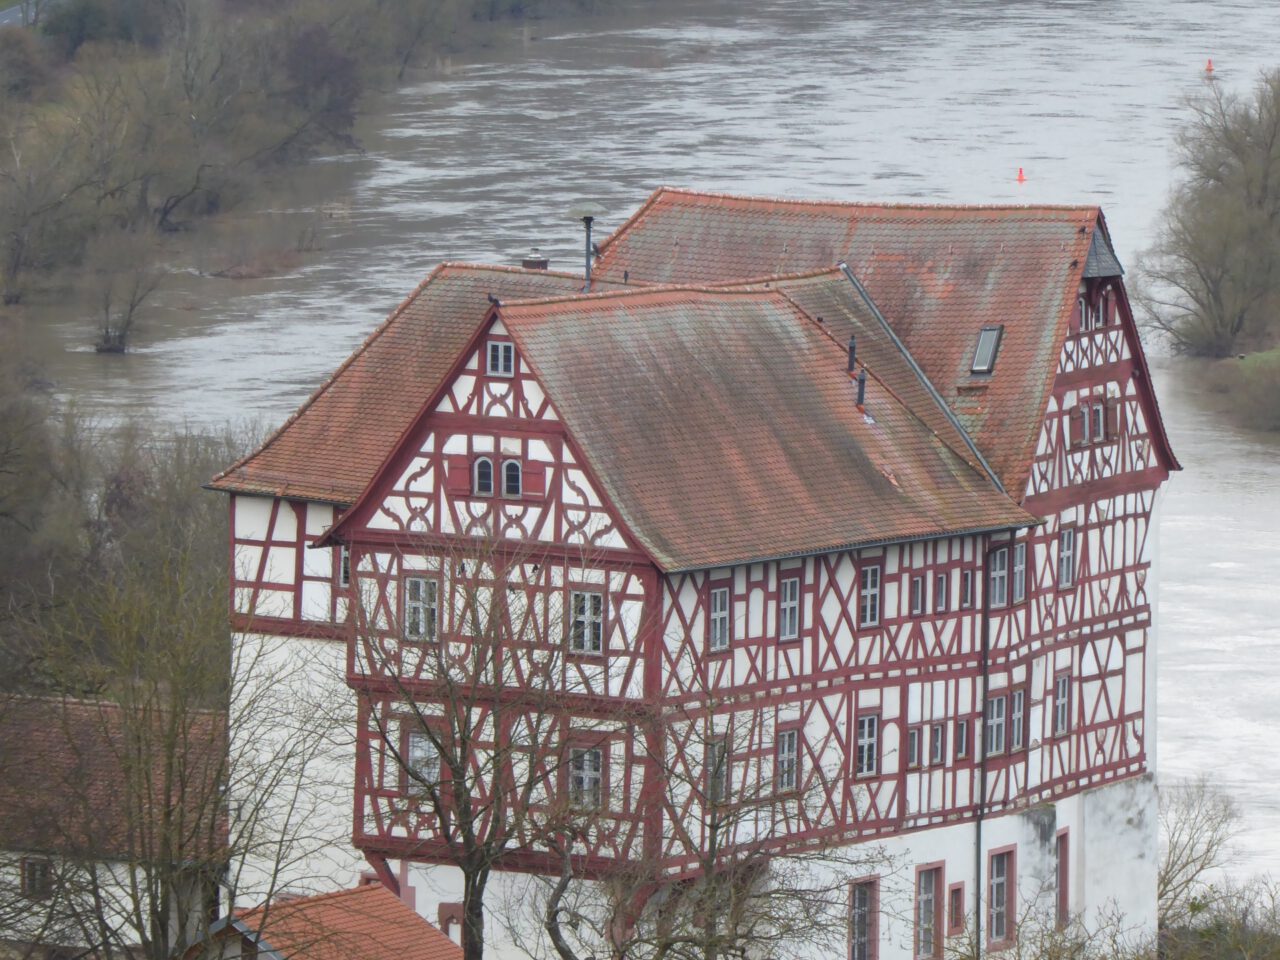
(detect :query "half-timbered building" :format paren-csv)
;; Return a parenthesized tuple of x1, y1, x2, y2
(210, 190, 1178, 959)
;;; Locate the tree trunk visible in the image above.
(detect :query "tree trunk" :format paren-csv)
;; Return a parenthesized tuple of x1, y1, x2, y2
(462, 869, 488, 960)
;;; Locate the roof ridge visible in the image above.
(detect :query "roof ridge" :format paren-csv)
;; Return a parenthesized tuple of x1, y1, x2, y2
(498, 283, 785, 312)
(649, 185, 1102, 215)
(3, 692, 225, 718)
(236, 883, 386, 919)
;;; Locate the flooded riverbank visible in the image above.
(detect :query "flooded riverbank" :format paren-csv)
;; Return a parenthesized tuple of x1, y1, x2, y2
(12, 0, 1280, 876)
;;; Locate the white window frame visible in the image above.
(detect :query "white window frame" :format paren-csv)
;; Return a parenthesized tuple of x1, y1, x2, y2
(569, 747, 603, 808)
(850, 880, 875, 960)
(338, 544, 351, 588)
(1054, 675, 1072, 736)
(406, 730, 441, 795)
(907, 727, 921, 769)
(404, 576, 438, 641)
(1010, 689, 1026, 751)
(486, 340, 515, 377)
(930, 722, 945, 766)
(709, 586, 731, 652)
(856, 715, 879, 777)
(990, 548, 1009, 607)
(989, 852, 1010, 942)
(859, 566, 881, 627)
(776, 729, 799, 792)
(502, 459, 522, 498)
(934, 573, 948, 613)
(569, 590, 604, 655)
(473, 456, 494, 496)
(1012, 542, 1027, 605)
(779, 576, 801, 640)
(955, 718, 969, 758)
(706, 737, 729, 805)
(916, 868, 939, 959)
(985, 695, 1007, 756)
(1058, 528, 1077, 588)
(1089, 402, 1106, 442)
(910, 576, 925, 616)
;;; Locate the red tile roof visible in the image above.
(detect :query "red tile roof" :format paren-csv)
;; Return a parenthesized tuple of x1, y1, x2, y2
(209, 265, 608, 505)
(592, 187, 1173, 494)
(231, 885, 460, 960)
(0, 696, 226, 860)
(500, 286, 1033, 571)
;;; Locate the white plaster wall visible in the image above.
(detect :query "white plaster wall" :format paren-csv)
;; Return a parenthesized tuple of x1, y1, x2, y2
(227, 632, 365, 907)
(389, 776, 1155, 960)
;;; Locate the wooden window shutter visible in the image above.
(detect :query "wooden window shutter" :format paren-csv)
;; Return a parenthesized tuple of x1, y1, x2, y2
(523, 462, 547, 499)
(1106, 398, 1121, 439)
(1068, 407, 1085, 447)
(444, 456, 471, 495)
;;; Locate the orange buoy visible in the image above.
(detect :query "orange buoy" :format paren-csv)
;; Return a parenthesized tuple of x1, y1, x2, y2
(1016, 167, 1027, 184)
(1206, 58, 1214, 74)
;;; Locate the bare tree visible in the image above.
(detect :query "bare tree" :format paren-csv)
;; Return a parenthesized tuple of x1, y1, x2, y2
(1158, 777, 1241, 929)
(1137, 70, 1280, 357)
(498, 649, 892, 960)
(352, 533, 619, 960)
(0, 417, 342, 960)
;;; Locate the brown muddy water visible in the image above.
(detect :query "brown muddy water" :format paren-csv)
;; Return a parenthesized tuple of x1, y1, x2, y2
(16, 0, 1280, 876)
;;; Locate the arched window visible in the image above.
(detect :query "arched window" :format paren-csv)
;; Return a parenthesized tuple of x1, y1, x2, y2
(473, 457, 493, 496)
(1099, 290, 1112, 328)
(1076, 295, 1089, 331)
(503, 460, 522, 498)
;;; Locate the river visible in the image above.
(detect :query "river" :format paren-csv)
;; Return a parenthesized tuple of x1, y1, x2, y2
(23, 0, 1280, 877)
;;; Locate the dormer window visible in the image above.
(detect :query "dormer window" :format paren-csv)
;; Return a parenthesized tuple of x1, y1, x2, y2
(473, 457, 494, 496)
(502, 460, 522, 497)
(971, 325, 1003, 375)
(487, 341, 515, 377)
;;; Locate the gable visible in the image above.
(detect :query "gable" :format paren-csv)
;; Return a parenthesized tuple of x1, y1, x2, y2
(333, 314, 644, 557)
(209, 265, 604, 505)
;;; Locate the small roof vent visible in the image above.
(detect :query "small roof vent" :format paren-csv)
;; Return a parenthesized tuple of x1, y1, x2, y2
(522, 248, 549, 270)
(970, 325, 1004, 375)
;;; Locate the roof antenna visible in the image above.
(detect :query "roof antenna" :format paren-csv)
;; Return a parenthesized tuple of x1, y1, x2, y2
(569, 201, 607, 289)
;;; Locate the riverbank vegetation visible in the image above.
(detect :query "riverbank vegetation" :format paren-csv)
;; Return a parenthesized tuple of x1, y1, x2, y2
(0, 0, 606, 347)
(1138, 68, 1280, 431)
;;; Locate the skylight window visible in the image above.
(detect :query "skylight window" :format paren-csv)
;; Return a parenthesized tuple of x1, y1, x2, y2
(971, 325, 1004, 375)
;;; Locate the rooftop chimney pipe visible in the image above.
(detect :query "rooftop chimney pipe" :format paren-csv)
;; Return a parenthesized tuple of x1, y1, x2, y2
(522, 248, 549, 270)
(857, 368, 867, 407)
(847, 336, 857, 373)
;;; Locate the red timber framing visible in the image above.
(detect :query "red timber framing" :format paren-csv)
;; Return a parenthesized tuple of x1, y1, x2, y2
(220, 223, 1175, 890)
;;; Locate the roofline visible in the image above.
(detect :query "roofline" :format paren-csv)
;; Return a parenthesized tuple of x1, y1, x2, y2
(663, 520, 1038, 575)
(207, 262, 594, 497)
(496, 282, 787, 312)
(596, 185, 1103, 260)
(837, 262, 1007, 495)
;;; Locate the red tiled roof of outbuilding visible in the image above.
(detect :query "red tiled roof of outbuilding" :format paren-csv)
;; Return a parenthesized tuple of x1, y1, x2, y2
(230, 885, 461, 960)
(592, 187, 1145, 495)
(208, 265, 609, 505)
(500, 286, 1034, 571)
(0, 696, 226, 861)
